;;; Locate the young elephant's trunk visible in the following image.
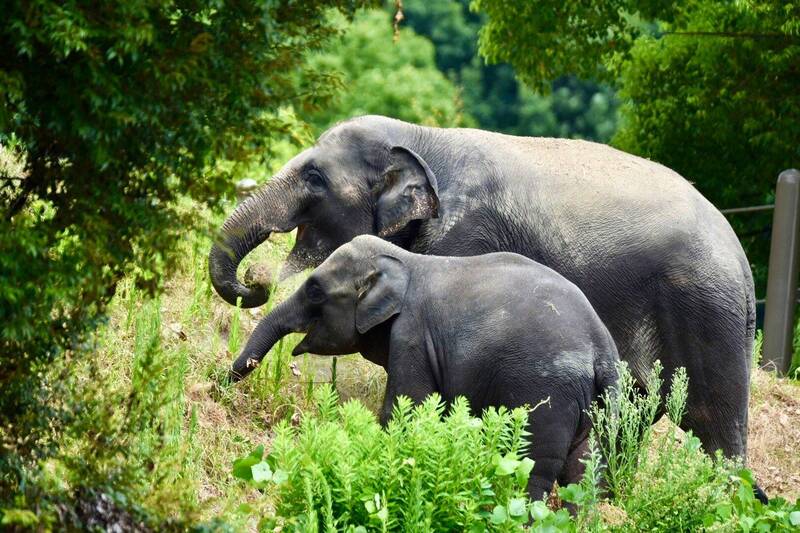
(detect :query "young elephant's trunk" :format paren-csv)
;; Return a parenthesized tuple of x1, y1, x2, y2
(229, 296, 303, 382)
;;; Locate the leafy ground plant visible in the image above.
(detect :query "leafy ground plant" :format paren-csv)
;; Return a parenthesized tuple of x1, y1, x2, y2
(232, 386, 569, 532)
(233, 362, 800, 532)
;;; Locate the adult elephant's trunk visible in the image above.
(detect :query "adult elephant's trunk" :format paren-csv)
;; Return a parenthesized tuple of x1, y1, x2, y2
(209, 176, 303, 308)
(229, 295, 304, 382)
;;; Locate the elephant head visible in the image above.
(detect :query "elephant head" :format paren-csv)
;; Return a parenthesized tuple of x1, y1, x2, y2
(208, 116, 438, 308)
(228, 235, 410, 381)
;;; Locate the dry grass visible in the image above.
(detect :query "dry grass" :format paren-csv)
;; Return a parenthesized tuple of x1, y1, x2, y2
(748, 368, 800, 501)
(87, 225, 389, 526)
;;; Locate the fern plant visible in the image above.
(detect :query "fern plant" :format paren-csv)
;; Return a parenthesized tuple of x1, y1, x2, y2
(232, 386, 556, 531)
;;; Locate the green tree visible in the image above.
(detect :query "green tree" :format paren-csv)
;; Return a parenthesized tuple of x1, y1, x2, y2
(302, 9, 469, 133)
(400, 0, 619, 141)
(473, 0, 800, 290)
(0, 0, 372, 512)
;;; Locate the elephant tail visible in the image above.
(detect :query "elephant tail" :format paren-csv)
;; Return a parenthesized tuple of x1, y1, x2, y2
(592, 329, 621, 420)
(743, 266, 756, 371)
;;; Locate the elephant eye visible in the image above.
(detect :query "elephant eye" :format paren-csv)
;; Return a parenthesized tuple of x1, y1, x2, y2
(305, 169, 326, 192)
(306, 281, 326, 304)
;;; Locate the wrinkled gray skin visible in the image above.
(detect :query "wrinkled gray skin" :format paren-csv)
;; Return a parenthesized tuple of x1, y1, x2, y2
(230, 235, 620, 500)
(209, 115, 755, 466)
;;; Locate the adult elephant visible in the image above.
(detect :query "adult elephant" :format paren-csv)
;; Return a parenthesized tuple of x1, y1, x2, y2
(209, 115, 755, 467)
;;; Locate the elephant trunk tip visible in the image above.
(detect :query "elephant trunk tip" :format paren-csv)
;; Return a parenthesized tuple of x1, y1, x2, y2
(208, 242, 271, 308)
(226, 368, 244, 384)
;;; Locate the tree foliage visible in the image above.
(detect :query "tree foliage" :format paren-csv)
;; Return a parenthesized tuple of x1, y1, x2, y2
(400, 0, 619, 141)
(0, 0, 372, 499)
(301, 9, 469, 133)
(613, 1, 800, 286)
(473, 0, 800, 289)
(471, 0, 671, 91)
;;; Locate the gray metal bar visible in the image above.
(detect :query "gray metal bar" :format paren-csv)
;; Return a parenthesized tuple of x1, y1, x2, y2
(720, 204, 774, 215)
(762, 169, 800, 374)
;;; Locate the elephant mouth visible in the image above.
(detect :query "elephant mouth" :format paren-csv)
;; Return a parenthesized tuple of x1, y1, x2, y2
(291, 321, 318, 356)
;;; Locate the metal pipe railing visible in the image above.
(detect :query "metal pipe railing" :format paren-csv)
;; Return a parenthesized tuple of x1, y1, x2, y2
(720, 204, 775, 215)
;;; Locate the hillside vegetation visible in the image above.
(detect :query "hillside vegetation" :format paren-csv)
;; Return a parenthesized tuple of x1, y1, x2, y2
(10, 214, 796, 530)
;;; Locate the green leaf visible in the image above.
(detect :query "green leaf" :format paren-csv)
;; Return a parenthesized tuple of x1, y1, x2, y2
(272, 469, 289, 485)
(490, 505, 508, 524)
(508, 497, 527, 517)
(790, 511, 800, 526)
(251, 461, 273, 483)
(258, 517, 278, 530)
(716, 503, 732, 520)
(551, 509, 572, 527)
(232, 446, 264, 480)
(515, 457, 535, 487)
(558, 483, 584, 503)
(737, 468, 756, 486)
(530, 500, 550, 521)
(495, 453, 520, 476)
(684, 435, 702, 453)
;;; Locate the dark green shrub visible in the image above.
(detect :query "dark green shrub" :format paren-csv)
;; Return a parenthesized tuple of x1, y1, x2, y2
(0, 0, 374, 514)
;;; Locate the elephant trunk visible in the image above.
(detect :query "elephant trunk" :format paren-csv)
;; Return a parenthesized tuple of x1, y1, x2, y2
(208, 176, 303, 308)
(229, 295, 304, 382)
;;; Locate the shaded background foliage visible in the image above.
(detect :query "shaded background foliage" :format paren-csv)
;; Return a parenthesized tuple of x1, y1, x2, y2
(300, 9, 470, 134)
(472, 0, 800, 290)
(400, 0, 619, 141)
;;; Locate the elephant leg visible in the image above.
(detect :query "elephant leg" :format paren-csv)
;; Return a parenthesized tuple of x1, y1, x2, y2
(524, 399, 580, 501)
(602, 262, 751, 461)
(558, 434, 590, 488)
(379, 347, 437, 426)
(650, 258, 769, 502)
(652, 275, 751, 461)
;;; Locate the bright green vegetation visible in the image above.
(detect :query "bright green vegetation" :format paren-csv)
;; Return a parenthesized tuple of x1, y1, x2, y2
(301, 10, 469, 133)
(3, 1, 799, 529)
(2, 219, 800, 531)
(233, 359, 800, 531)
(2, 217, 797, 529)
(472, 0, 800, 292)
(235, 388, 543, 531)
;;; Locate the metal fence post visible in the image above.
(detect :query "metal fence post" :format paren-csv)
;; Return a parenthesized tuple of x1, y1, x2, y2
(762, 168, 800, 374)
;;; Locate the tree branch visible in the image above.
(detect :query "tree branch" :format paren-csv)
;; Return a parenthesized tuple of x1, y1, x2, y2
(663, 31, 798, 41)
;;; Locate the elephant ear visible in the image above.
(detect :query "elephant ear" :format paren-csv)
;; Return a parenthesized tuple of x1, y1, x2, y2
(355, 254, 410, 334)
(375, 146, 439, 237)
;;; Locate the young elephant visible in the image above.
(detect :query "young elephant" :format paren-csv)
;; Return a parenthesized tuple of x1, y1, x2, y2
(229, 235, 618, 499)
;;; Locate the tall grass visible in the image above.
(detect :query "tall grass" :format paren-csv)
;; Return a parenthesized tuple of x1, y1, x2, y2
(13, 224, 383, 528)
